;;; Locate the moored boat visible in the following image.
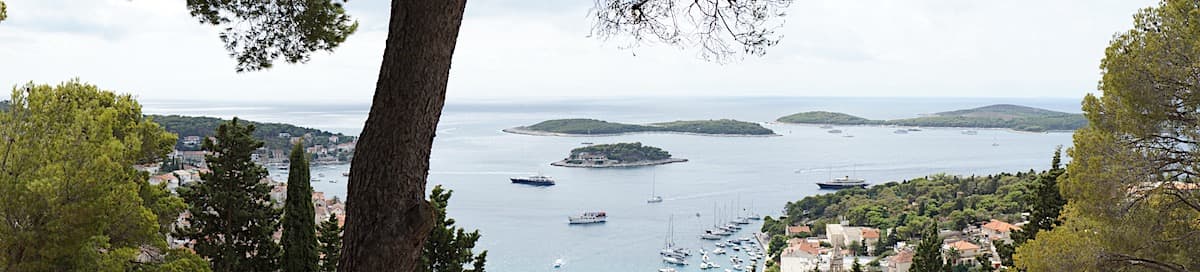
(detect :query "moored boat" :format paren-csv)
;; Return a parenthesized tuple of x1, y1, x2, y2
(511, 174, 556, 186)
(568, 211, 607, 224)
(816, 176, 868, 189)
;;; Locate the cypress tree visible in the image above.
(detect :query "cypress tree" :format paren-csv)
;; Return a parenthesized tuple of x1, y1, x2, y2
(318, 213, 342, 272)
(178, 118, 281, 271)
(911, 224, 945, 272)
(282, 141, 320, 271)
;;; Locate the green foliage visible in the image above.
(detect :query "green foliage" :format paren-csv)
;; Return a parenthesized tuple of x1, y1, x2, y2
(782, 172, 1042, 240)
(767, 235, 787, 259)
(178, 118, 281, 271)
(778, 104, 1087, 132)
(776, 111, 878, 125)
(0, 80, 188, 270)
(911, 224, 945, 272)
(422, 185, 487, 272)
(150, 114, 353, 151)
(282, 142, 320, 272)
(0, 1, 6, 22)
(1012, 147, 1066, 246)
(1015, 1, 1200, 270)
(318, 213, 342, 272)
(760, 216, 787, 236)
(569, 142, 672, 162)
(851, 258, 864, 272)
(525, 118, 775, 135)
(186, 0, 359, 72)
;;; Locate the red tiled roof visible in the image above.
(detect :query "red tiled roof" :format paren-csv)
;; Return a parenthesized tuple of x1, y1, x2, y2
(787, 225, 811, 234)
(947, 240, 980, 251)
(862, 228, 880, 239)
(982, 219, 1020, 233)
(891, 250, 914, 263)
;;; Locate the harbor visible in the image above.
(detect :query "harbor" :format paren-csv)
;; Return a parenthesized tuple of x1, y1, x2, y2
(244, 97, 1075, 271)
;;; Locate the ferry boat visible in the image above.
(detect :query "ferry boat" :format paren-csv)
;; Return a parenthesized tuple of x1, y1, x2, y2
(568, 211, 607, 224)
(510, 174, 556, 186)
(816, 176, 868, 189)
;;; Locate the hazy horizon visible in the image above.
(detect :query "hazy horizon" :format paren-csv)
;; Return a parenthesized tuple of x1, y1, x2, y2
(1, 0, 1155, 102)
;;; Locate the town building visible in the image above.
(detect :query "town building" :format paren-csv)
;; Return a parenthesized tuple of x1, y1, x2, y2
(981, 219, 1020, 243)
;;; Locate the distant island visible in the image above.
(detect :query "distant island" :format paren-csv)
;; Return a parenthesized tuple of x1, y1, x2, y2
(505, 118, 777, 136)
(550, 142, 687, 168)
(776, 104, 1087, 132)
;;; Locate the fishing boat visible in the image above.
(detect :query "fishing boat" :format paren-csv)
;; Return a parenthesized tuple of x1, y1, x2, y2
(511, 174, 556, 186)
(816, 176, 868, 189)
(568, 211, 607, 224)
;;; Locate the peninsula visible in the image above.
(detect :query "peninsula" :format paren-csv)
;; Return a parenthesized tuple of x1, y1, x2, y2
(776, 104, 1086, 132)
(505, 118, 776, 136)
(550, 142, 687, 168)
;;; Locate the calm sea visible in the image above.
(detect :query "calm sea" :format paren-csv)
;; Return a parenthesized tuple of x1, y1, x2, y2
(143, 96, 1079, 271)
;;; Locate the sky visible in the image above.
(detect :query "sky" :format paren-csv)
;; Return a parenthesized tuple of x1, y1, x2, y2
(0, 0, 1157, 103)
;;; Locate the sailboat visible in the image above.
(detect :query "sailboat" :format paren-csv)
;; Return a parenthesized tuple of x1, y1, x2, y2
(747, 200, 762, 220)
(647, 170, 663, 203)
(660, 215, 689, 265)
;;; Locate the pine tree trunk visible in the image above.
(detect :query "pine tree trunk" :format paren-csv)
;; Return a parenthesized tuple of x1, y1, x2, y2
(338, 0, 467, 271)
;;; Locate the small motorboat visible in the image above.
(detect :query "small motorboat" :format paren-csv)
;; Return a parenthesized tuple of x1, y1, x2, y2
(712, 248, 726, 255)
(553, 258, 563, 268)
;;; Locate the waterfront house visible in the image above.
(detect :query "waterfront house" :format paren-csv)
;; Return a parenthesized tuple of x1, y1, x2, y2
(826, 223, 881, 250)
(787, 225, 812, 236)
(781, 239, 823, 272)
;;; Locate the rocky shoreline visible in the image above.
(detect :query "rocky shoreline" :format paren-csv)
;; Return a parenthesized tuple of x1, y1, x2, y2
(502, 127, 779, 137)
(550, 158, 689, 168)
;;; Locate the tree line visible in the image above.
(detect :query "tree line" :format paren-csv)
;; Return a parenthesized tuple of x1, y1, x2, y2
(0, 81, 486, 271)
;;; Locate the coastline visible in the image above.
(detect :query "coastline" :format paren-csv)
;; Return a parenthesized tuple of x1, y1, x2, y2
(768, 121, 1074, 133)
(550, 158, 689, 168)
(502, 127, 780, 137)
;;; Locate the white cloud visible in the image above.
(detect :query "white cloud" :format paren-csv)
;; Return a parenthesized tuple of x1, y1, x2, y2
(0, 0, 1156, 102)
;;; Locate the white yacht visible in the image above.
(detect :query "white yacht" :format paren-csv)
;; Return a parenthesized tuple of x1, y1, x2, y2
(568, 211, 607, 224)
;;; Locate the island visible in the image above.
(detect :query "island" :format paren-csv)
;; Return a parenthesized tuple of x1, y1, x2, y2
(776, 104, 1087, 132)
(505, 118, 777, 136)
(550, 142, 688, 168)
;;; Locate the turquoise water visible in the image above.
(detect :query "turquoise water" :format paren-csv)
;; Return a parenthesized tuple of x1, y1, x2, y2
(144, 97, 1078, 271)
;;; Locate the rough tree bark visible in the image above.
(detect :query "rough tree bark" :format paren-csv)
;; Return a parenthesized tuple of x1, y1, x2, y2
(337, 0, 468, 271)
